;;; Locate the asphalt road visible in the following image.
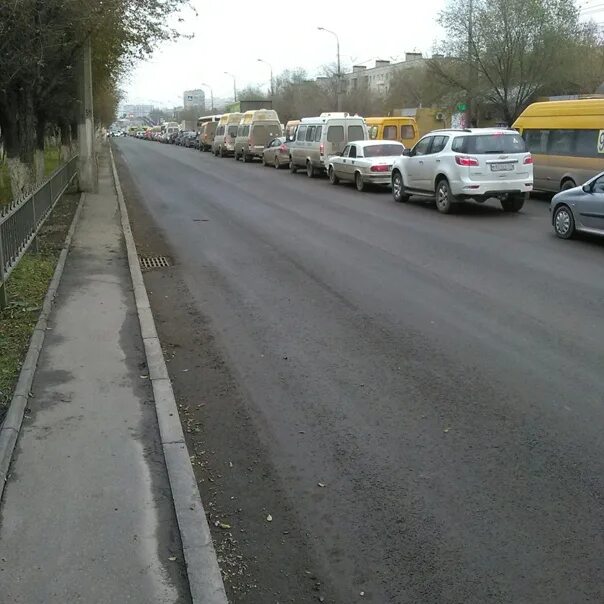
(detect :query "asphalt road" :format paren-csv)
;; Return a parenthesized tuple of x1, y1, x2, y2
(115, 137, 604, 604)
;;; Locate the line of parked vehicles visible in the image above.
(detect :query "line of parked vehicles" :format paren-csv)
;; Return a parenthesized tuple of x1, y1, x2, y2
(130, 98, 604, 240)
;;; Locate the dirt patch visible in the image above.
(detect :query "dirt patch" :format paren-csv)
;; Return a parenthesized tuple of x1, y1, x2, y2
(114, 145, 333, 603)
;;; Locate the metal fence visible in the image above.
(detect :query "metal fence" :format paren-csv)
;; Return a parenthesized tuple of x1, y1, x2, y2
(0, 156, 78, 307)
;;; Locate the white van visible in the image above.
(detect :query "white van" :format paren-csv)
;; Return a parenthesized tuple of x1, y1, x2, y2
(289, 113, 368, 177)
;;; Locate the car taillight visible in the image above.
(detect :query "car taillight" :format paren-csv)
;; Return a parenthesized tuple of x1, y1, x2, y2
(524, 156, 533, 164)
(320, 143, 324, 156)
(370, 164, 389, 172)
(455, 155, 479, 166)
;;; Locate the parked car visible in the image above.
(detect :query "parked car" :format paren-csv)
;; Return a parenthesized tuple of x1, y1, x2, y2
(262, 137, 290, 168)
(513, 98, 604, 193)
(213, 113, 243, 157)
(328, 140, 406, 191)
(181, 131, 197, 148)
(234, 109, 282, 162)
(550, 171, 604, 238)
(391, 128, 533, 213)
(199, 120, 219, 152)
(289, 113, 368, 177)
(365, 117, 419, 149)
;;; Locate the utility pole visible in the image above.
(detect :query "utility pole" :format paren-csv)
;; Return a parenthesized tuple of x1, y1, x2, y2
(224, 72, 237, 103)
(78, 37, 97, 192)
(257, 59, 274, 98)
(466, 0, 474, 128)
(201, 82, 214, 112)
(318, 27, 342, 112)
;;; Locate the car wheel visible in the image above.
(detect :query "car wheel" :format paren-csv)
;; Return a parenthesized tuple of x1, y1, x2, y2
(553, 204, 575, 239)
(392, 171, 409, 203)
(329, 166, 339, 185)
(274, 156, 280, 169)
(355, 172, 365, 192)
(262, 154, 268, 167)
(560, 179, 576, 192)
(213, 147, 219, 157)
(220, 146, 225, 158)
(242, 152, 250, 163)
(306, 161, 315, 178)
(501, 195, 525, 212)
(435, 179, 456, 214)
(289, 159, 297, 174)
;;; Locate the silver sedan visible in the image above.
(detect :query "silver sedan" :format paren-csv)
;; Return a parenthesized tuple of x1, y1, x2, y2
(550, 171, 604, 239)
(262, 137, 290, 169)
(328, 140, 405, 192)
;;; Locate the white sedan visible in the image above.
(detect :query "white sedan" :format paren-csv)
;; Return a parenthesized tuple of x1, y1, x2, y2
(328, 140, 406, 192)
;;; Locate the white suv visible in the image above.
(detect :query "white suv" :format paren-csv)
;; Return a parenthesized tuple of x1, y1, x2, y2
(391, 128, 533, 213)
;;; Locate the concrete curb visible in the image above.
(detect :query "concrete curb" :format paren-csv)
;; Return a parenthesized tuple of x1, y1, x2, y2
(0, 193, 85, 501)
(109, 146, 228, 604)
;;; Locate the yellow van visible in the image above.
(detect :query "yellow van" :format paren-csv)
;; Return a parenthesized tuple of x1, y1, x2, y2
(365, 117, 419, 148)
(513, 99, 604, 192)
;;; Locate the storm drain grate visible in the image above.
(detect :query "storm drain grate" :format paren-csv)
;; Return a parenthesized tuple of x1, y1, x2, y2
(139, 256, 172, 271)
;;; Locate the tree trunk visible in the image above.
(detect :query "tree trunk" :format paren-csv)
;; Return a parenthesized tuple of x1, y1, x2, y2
(1, 86, 37, 201)
(34, 116, 46, 183)
(59, 122, 72, 162)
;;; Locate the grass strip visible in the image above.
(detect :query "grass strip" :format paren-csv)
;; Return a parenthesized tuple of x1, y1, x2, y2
(0, 191, 79, 417)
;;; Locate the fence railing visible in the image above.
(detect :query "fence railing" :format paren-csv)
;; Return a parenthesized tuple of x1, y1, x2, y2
(0, 156, 78, 308)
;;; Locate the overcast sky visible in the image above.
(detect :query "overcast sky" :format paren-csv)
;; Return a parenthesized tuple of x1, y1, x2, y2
(123, 0, 604, 108)
(123, 0, 447, 107)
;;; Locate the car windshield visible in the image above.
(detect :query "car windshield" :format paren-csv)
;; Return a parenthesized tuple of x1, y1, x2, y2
(363, 144, 404, 157)
(462, 133, 527, 154)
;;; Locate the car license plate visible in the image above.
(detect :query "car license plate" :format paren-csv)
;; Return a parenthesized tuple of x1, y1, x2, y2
(491, 163, 514, 172)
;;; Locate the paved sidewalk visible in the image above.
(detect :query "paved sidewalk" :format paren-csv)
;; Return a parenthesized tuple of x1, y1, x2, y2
(0, 151, 190, 602)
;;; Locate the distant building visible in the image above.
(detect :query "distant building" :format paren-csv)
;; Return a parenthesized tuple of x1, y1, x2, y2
(183, 89, 206, 110)
(122, 104, 154, 118)
(341, 53, 426, 95)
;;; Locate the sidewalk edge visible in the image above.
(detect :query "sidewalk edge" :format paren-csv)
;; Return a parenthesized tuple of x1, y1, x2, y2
(109, 146, 228, 604)
(0, 193, 85, 501)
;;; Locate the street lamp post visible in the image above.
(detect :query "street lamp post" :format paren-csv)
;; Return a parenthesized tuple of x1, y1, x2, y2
(318, 26, 342, 111)
(201, 82, 214, 112)
(257, 58, 274, 98)
(224, 72, 237, 103)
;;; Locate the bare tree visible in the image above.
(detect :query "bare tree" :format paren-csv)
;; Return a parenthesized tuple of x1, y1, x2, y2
(433, 0, 602, 124)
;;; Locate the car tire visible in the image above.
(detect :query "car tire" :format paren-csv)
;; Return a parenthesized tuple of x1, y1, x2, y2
(329, 166, 339, 185)
(553, 204, 575, 239)
(355, 172, 365, 192)
(242, 152, 250, 163)
(289, 159, 297, 174)
(213, 147, 219, 157)
(435, 179, 457, 214)
(262, 155, 268, 167)
(274, 156, 280, 169)
(560, 179, 576, 192)
(500, 195, 525, 212)
(392, 171, 409, 203)
(306, 161, 315, 178)
(220, 146, 225, 158)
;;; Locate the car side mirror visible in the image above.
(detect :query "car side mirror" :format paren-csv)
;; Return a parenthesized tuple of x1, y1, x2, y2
(403, 148, 412, 157)
(582, 184, 592, 193)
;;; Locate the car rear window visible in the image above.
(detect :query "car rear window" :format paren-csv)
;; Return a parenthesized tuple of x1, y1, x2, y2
(227, 125, 238, 137)
(453, 133, 527, 154)
(363, 144, 405, 157)
(348, 125, 365, 141)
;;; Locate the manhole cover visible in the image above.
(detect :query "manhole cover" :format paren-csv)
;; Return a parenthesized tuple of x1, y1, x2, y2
(139, 256, 171, 271)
